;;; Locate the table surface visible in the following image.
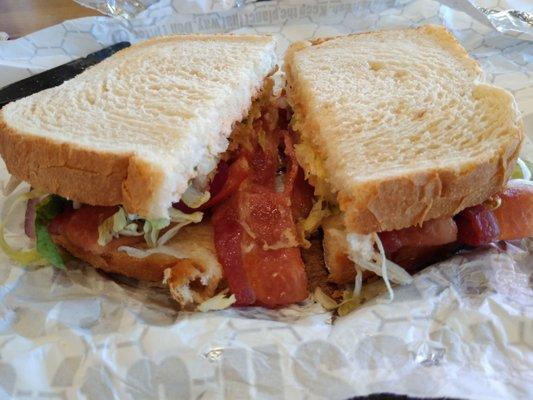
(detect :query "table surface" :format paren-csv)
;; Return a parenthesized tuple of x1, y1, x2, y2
(0, 0, 99, 39)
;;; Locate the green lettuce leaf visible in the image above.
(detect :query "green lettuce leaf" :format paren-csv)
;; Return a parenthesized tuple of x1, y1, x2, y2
(35, 195, 68, 269)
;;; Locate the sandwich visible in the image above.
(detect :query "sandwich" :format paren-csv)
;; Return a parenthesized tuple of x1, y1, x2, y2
(1, 27, 531, 314)
(0, 34, 317, 309)
(284, 25, 532, 305)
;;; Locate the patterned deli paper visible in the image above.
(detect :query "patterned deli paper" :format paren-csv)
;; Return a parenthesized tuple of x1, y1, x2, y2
(0, 1, 532, 398)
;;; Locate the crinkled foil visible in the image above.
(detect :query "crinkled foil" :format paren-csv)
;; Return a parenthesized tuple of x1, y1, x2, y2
(0, 0, 532, 398)
(476, 6, 533, 35)
(77, 0, 533, 38)
(75, 0, 249, 16)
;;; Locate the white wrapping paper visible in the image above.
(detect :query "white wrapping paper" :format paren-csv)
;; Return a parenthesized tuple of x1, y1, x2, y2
(0, 1, 532, 398)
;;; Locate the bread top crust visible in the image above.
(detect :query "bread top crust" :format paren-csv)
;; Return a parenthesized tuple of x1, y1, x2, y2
(285, 25, 524, 233)
(0, 34, 277, 219)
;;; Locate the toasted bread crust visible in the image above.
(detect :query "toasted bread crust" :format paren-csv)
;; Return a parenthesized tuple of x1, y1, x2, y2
(285, 25, 524, 233)
(338, 142, 521, 232)
(0, 118, 165, 214)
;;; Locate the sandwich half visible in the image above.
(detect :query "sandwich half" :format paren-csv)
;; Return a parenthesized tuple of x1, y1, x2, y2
(285, 25, 532, 298)
(0, 34, 316, 309)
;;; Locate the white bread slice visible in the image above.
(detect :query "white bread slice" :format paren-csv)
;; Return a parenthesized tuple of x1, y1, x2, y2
(285, 25, 523, 234)
(0, 34, 277, 219)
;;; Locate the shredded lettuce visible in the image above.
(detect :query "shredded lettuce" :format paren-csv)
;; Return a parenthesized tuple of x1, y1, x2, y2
(297, 198, 331, 248)
(345, 232, 413, 302)
(197, 289, 236, 312)
(313, 287, 362, 316)
(97, 207, 128, 246)
(313, 287, 338, 310)
(3, 176, 22, 196)
(157, 209, 203, 246)
(119, 223, 143, 237)
(143, 218, 171, 248)
(374, 232, 393, 300)
(512, 158, 532, 180)
(0, 190, 66, 268)
(180, 185, 210, 208)
(96, 207, 169, 249)
(34, 195, 68, 269)
(0, 188, 46, 265)
(97, 206, 203, 249)
(353, 263, 363, 297)
(337, 291, 363, 317)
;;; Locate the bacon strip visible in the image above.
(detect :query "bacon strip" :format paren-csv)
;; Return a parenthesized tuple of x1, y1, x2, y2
(455, 205, 500, 246)
(379, 218, 458, 255)
(492, 180, 533, 241)
(212, 125, 310, 308)
(200, 157, 249, 210)
(174, 158, 250, 213)
(455, 181, 533, 245)
(212, 195, 255, 304)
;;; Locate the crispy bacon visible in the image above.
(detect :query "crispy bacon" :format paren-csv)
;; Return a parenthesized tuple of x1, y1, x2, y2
(200, 157, 249, 210)
(380, 181, 533, 263)
(284, 134, 314, 220)
(213, 188, 308, 307)
(455, 181, 533, 245)
(175, 158, 250, 213)
(212, 196, 255, 304)
(492, 181, 533, 241)
(379, 181, 533, 270)
(389, 243, 461, 272)
(212, 125, 310, 308)
(455, 205, 500, 246)
(379, 218, 458, 256)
